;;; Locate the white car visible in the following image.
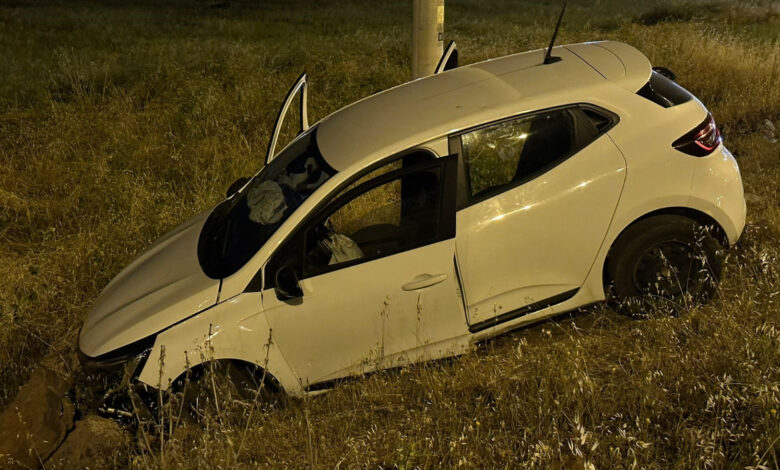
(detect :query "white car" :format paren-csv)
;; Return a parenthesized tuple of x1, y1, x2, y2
(79, 40, 745, 397)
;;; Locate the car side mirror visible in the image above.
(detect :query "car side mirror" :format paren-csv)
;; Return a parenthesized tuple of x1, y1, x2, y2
(275, 265, 303, 301)
(226, 176, 250, 198)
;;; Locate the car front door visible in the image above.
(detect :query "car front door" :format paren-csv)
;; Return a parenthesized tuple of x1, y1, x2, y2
(452, 105, 626, 331)
(258, 154, 468, 390)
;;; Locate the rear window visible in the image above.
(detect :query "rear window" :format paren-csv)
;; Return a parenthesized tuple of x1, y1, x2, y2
(637, 71, 694, 108)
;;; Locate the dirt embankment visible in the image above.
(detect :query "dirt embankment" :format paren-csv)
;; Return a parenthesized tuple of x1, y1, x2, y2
(0, 355, 128, 469)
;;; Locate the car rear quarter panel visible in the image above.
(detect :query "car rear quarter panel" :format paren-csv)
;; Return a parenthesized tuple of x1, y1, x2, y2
(598, 90, 709, 231)
(574, 91, 742, 301)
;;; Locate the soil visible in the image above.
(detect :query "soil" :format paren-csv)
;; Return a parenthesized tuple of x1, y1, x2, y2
(0, 354, 130, 469)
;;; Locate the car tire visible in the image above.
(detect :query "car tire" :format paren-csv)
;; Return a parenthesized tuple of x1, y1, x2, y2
(606, 215, 723, 314)
(174, 361, 282, 417)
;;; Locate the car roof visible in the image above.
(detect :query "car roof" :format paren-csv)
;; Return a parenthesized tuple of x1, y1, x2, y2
(316, 41, 651, 171)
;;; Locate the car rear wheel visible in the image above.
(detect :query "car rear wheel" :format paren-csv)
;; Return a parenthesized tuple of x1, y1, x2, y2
(606, 215, 723, 314)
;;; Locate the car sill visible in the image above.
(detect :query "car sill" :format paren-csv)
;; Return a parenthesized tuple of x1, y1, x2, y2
(467, 289, 579, 334)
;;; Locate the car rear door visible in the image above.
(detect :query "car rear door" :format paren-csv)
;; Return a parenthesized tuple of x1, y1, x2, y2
(452, 106, 626, 331)
(258, 154, 469, 389)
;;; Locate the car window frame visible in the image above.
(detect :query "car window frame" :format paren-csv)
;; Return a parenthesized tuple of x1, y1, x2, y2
(448, 103, 619, 209)
(246, 151, 457, 292)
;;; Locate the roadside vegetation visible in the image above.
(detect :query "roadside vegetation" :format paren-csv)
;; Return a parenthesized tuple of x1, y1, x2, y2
(0, 0, 778, 467)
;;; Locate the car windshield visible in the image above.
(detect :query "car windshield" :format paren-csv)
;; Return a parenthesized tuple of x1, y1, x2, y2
(198, 127, 336, 279)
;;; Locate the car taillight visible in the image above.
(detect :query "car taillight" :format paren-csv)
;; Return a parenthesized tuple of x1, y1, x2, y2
(672, 113, 722, 157)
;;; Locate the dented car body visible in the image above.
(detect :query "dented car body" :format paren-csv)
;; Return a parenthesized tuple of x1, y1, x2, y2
(79, 41, 746, 396)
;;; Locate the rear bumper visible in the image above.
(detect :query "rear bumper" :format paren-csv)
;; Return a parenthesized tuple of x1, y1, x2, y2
(689, 144, 746, 246)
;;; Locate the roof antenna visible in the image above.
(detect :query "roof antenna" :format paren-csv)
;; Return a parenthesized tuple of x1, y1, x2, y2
(543, 2, 567, 64)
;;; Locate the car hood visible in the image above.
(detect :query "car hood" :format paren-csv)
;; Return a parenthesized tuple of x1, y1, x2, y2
(79, 211, 220, 358)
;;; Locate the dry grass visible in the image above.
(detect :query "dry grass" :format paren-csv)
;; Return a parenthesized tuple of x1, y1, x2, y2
(0, 0, 778, 467)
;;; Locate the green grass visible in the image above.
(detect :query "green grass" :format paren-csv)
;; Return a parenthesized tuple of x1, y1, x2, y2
(1, 0, 779, 467)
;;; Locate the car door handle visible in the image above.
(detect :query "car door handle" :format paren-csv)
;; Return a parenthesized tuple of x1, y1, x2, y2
(402, 273, 448, 291)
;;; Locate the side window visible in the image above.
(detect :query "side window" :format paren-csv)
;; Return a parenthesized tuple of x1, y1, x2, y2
(330, 151, 434, 200)
(260, 156, 455, 290)
(303, 164, 444, 276)
(459, 107, 601, 200)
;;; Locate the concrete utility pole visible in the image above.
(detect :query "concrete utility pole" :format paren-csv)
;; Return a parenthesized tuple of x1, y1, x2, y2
(412, 0, 444, 79)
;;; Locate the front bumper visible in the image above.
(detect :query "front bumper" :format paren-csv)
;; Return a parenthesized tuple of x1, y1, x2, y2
(78, 332, 155, 377)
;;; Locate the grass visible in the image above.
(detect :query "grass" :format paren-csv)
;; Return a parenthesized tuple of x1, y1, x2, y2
(0, 0, 778, 467)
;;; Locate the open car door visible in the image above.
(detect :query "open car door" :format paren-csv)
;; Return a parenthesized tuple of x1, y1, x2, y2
(266, 72, 309, 165)
(434, 41, 458, 74)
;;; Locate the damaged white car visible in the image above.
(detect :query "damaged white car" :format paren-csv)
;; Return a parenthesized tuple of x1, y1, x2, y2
(79, 40, 745, 396)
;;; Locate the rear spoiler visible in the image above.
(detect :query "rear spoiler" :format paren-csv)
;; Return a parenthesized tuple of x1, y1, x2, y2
(565, 41, 652, 92)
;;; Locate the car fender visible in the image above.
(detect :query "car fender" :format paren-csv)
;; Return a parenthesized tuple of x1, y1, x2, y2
(578, 190, 741, 302)
(136, 292, 303, 397)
